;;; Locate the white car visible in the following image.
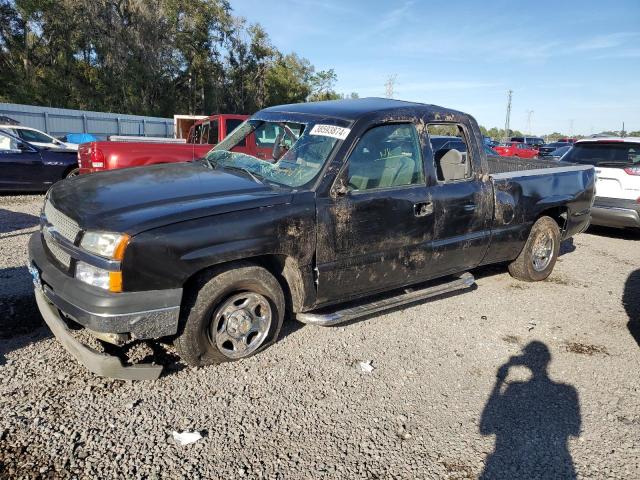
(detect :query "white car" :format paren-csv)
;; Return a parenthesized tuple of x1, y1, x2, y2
(0, 125, 78, 151)
(562, 137, 640, 229)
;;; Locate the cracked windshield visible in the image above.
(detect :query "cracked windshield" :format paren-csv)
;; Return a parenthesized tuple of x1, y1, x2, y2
(204, 120, 340, 188)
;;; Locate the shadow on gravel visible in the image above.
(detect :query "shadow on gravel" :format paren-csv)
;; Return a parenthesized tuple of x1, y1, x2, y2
(480, 341, 580, 479)
(624, 269, 640, 347)
(472, 263, 508, 281)
(0, 208, 40, 234)
(0, 266, 49, 365)
(559, 237, 576, 256)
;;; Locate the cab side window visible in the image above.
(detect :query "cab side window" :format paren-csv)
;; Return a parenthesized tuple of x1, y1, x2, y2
(0, 132, 19, 151)
(18, 129, 52, 143)
(200, 123, 209, 144)
(346, 123, 424, 191)
(208, 120, 219, 144)
(427, 124, 472, 182)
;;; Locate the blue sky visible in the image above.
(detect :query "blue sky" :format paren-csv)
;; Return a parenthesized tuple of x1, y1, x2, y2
(231, 0, 639, 135)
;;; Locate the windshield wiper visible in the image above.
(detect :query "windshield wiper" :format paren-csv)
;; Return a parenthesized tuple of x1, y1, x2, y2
(220, 165, 263, 184)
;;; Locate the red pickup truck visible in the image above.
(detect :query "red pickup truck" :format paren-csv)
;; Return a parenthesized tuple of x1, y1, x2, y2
(493, 142, 539, 159)
(78, 114, 255, 174)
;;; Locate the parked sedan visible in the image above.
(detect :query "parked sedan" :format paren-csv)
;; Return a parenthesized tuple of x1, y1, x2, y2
(493, 142, 539, 159)
(0, 125, 77, 151)
(550, 145, 571, 161)
(0, 130, 78, 192)
(538, 142, 572, 157)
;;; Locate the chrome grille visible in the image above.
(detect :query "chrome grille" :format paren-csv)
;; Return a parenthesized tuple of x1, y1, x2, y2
(44, 201, 81, 243)
(43, 231, 71, 268)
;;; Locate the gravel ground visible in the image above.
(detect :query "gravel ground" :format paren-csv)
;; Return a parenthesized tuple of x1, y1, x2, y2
(1, 194, 639, 479)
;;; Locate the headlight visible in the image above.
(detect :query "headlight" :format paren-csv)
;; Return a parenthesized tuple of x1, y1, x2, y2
(80, 231, 130, 259)
(75, 262, 122, 292)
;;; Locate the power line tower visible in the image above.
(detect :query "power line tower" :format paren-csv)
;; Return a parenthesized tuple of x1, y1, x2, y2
(503, 90, 513, 141)
(526, 110, 534, 135)
(385, 74, 398, 99)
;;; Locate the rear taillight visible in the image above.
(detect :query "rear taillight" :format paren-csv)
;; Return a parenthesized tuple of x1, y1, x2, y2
(624, 166, 640, 176)
(90, 146, 105, 169)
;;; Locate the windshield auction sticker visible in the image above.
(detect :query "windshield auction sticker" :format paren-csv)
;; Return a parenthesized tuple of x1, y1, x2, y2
(309, 124, 351, 140)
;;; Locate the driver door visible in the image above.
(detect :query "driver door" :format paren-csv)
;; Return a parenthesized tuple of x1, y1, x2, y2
(0, 131, 44, 189)
(315, 122, 434, 304)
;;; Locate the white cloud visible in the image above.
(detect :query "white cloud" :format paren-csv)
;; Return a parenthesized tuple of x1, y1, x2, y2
(571, 32, 639, 51)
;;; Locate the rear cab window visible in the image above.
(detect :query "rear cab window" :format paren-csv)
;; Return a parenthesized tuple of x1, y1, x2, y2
(427, 125, 473, 182)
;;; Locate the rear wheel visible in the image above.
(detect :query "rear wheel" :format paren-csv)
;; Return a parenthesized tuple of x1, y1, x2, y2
(508, 216, 560, 282)
(175, 263, 285, 366)
(65, 168, 79, 178)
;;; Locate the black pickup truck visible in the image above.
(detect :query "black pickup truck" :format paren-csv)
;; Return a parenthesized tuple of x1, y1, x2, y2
(28, 98, 595, 380)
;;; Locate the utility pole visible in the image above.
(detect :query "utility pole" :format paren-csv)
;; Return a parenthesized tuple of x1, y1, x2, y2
(504, 90, 513, 142)
(385, 74, 398, 99)
(525, 110, 534, 135)
(621, 121, 626, 137)
(569, 119, 575, 139)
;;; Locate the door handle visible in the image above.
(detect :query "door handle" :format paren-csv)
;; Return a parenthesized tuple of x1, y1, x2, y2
(463, 204, 476, 212)
(414, 201, 433, 217)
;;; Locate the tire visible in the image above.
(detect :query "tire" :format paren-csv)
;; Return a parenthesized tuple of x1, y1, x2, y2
(508, 216, 560, 282)
(174, 262, 285, 367)
(65, 168, 80, 178)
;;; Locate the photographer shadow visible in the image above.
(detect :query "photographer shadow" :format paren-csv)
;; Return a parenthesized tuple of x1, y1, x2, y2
(479, 341, 581, 479)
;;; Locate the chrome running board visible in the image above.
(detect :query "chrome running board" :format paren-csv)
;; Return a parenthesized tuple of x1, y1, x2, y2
(296, 272, 475, 327)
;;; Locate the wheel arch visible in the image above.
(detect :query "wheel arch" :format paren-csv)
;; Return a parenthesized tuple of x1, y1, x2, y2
(181, 254, 311, 315)
(62, 164, 79, 178)
(535, 205, 569, 234)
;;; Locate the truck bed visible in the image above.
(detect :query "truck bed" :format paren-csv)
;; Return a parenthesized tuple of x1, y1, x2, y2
(486, 155, 562, 175)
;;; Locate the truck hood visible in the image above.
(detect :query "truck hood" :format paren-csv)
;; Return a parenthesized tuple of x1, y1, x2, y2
(47, 162, 292, 234)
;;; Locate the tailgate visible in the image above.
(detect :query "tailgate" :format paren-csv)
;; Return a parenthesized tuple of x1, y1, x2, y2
(77, 142, 98, 172)
(594, 166, 639, 201)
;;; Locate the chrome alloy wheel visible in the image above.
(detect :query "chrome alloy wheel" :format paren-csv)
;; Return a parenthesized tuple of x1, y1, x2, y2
(210, 292, 272, 359)
(531, 232, 554, 272)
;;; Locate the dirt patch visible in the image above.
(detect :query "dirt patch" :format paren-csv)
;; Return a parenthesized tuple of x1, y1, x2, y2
(564, 342, 609, 356)
(502, 334, 521, 344)
(441, 460, 475, 479)
(545, 274, 571, 286)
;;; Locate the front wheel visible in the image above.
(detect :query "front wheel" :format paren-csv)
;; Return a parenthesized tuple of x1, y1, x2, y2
(508, 216, 560, 282)
(174, 263, 285, 366)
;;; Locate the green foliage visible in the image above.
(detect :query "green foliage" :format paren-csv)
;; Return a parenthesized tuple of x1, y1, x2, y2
(0, 0, 348, 116)
(479, 126, 524, 141)
(308, 69, 340, 102)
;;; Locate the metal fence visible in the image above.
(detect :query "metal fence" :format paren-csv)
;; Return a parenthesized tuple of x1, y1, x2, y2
(0, 102, 174, 139)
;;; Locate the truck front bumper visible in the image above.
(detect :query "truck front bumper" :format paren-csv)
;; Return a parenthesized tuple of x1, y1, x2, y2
(28, 232, 183, 380)
(590, 197, 640, 229)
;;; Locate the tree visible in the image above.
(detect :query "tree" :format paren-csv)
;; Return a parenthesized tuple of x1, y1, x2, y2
(308, 69, 340, 101)
(0, 0, 339, 117)
(264, 53, 313, 106)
